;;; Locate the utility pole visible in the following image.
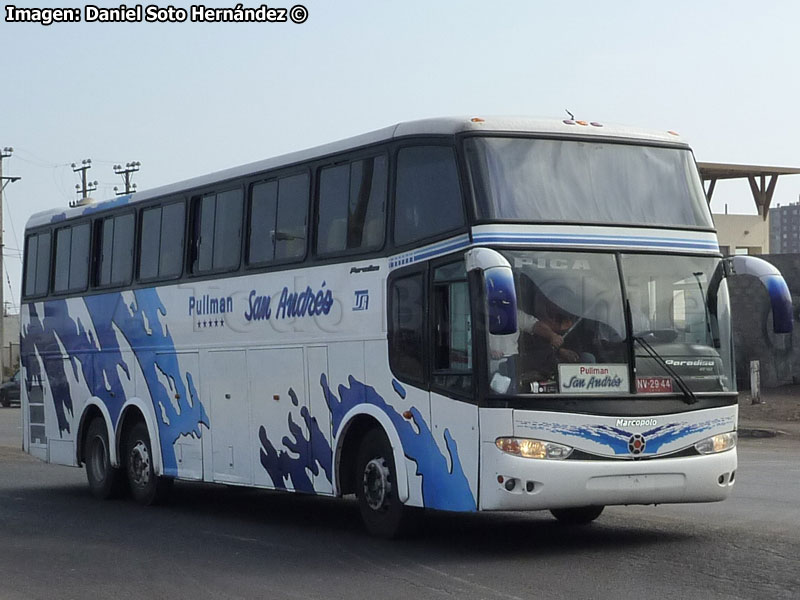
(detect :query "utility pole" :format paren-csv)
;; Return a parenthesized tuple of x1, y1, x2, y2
(114, 161, 140, 196)
(0, 147, 20, 381)
(71, 159, 97, 207)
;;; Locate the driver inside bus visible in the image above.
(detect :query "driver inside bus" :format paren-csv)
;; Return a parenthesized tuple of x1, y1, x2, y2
(489, 284, 595, 393)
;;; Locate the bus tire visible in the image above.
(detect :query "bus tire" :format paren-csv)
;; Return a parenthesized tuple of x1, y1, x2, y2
(550, 505, 604, 525)
(84, 417, 127, 499)
(356, 428, 415, 538)
(125, 422, 172, 506)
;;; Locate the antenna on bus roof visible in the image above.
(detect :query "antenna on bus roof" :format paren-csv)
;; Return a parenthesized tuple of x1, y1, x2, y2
(565, 109, 575, 120)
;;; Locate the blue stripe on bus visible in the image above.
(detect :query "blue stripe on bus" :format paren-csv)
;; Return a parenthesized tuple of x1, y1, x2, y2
(472, 231, 718, 245)
(472, 234, 718, 251)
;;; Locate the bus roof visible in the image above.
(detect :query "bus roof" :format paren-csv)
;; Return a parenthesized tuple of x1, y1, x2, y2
(26, 116, 689, 230)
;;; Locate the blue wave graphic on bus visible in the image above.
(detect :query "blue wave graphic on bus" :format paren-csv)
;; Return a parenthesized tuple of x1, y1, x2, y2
(524, 416, 733, 456)
(22, 301, 96, 434)
(21, 290, 208, 474)
(322, 375, 475, 511)
(257, 375, 475, 510)
(258, 387, 332, 493)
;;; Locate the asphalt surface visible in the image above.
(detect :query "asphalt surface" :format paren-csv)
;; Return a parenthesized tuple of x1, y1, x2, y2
(1, 407, 798, 600)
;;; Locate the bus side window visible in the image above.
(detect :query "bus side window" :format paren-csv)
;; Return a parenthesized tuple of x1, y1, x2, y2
(247, 173, 308, 266)
(23, 231, 52, 298)
(275, 173, 308, 261)
(388, 270, 427, 386)
(316, 155, 386, 255)
(394, 146, 464, 247)
(191, 189, 243, 274)
(95, 213, 134, 287)
(54, 223, 90, 293)
(432, 261, 472, 395)
(139, 201, 185, 281)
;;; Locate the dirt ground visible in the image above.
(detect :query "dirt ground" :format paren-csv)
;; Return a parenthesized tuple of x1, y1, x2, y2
(738, 384, 800, 438)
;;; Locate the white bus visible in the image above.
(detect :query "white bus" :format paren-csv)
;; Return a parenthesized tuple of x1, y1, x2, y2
(20, 117, 792, 537)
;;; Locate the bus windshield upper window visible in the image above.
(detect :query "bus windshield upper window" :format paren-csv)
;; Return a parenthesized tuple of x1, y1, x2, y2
(394, 146, 465, 246)
(465, 137, 713, 229)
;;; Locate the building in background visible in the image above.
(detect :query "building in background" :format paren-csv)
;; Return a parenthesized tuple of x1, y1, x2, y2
(769, 199, 800, 254)
(713, 212, 769, 255)
(2, 313, 19, 377)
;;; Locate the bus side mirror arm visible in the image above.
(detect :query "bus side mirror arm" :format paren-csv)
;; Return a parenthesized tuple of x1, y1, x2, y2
(727, 255, 793, 334)
(466, 248, 518, 336)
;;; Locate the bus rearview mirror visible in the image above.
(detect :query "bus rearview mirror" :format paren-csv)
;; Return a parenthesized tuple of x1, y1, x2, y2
(466, 248, 518, 336)
(728, 255, 793, 334)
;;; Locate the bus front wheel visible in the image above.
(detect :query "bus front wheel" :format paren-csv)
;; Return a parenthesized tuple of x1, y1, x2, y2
(356, 429, 415, 538)
(550, 505, 604, 525)
(125, 422, 172, 505)
(84, 417, 127, 499)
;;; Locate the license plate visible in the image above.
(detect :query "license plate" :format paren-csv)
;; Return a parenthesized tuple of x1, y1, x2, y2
(636, 376, 673, 393)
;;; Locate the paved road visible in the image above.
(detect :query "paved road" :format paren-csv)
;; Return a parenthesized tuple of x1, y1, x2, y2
(1, 407, 798, 600)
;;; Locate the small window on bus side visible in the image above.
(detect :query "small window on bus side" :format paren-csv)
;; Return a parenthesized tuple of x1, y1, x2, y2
(247, 173, 308, 265)
(191, 189, 243, 274)
(95, 213, 134, 287)
(317, 156, 386, 255)
(139, 201, 185, 281)
(432, 261, 472, 395)
(53, 223, 90, 293)
(23, 231, 52, 297)
(394, 146, 464, 247)
(388, 269, 427, 386)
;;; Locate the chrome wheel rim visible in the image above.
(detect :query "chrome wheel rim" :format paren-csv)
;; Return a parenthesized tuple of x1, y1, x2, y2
(128, 440, 151, 488)
(363, 457, 391, 511)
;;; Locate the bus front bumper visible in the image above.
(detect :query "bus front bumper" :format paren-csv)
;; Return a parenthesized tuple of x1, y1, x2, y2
(480, 445, 737, 511)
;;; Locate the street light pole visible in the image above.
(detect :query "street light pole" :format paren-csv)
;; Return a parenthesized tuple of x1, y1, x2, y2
(0, 147, 21, 380)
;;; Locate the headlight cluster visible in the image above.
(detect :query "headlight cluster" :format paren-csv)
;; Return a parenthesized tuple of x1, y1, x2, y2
(495, 437, 573, 460)
(694, 432, 737, 455)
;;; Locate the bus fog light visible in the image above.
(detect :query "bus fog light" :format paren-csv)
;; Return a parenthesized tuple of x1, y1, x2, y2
(694, 432, 737, 455)
(495, 437, 573, 460)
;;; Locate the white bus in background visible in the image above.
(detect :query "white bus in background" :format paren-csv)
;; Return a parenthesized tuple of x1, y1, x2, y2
(20, 117, 793, 537)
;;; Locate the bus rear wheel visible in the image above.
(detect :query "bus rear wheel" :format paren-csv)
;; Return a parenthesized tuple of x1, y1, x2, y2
(84, 417, 127, 499)
(125, 422, 172, 505)
(356, 429, 415, 538)
(550, 505, 604, 525)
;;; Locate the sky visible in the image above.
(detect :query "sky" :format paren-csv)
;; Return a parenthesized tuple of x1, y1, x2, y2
(2, 0, 800, 313)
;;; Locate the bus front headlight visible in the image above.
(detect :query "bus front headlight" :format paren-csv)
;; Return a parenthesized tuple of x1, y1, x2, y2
(694, 432, 737, 454)
(495, 437, 573, 460)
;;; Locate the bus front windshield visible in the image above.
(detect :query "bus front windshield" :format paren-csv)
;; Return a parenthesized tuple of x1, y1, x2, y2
(487, 251, 734, 396)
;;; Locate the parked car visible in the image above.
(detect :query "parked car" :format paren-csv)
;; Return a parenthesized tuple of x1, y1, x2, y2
(0, 370, 20, 407)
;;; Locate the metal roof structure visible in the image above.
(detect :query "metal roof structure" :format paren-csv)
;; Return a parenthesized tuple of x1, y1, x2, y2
(698, 162, 800, 220)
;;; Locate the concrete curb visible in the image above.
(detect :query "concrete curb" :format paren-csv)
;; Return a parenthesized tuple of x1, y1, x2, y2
(738, 427, 779, 438)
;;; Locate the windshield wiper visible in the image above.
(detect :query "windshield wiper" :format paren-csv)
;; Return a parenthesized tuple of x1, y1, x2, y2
(634, 335, 698, 405)
(624, 300, 697, 405)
